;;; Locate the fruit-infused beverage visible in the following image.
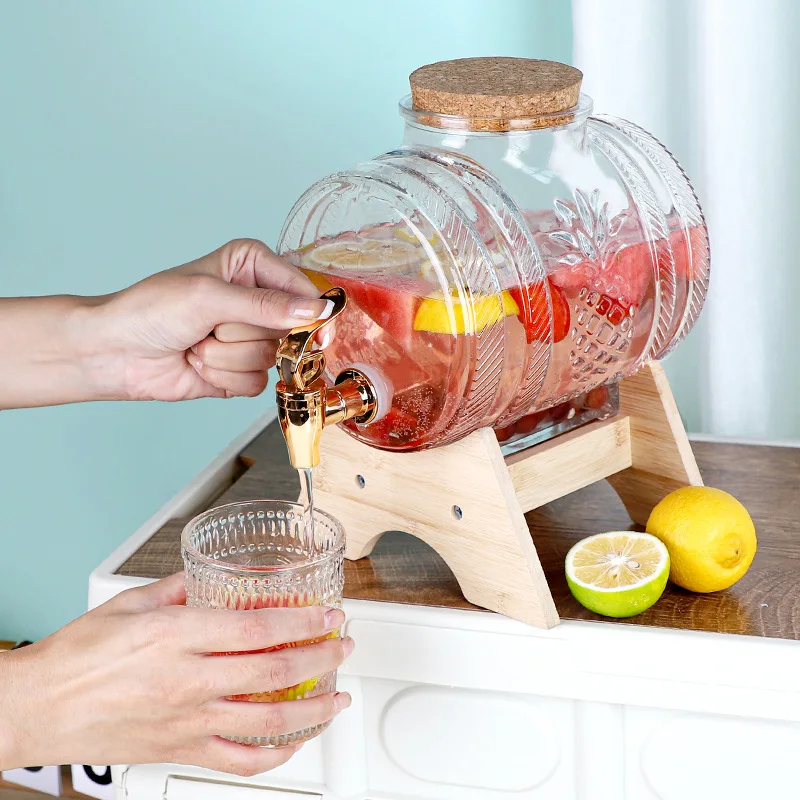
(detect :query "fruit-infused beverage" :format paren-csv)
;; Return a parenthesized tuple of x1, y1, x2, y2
(182, 501, 345, 747)
(285, 209, 705, 452)
(214, 574, 340, 705)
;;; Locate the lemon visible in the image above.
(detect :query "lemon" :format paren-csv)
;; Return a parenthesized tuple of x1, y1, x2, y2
(646, 486, 756, 593)
(565, 532, 669, 618)
(305, 239, 420, 271)
(413, 289, 519, 335)
(244, 677, 319, 703)
(231, 628, 340, 703)
(396, 226, 441, 248)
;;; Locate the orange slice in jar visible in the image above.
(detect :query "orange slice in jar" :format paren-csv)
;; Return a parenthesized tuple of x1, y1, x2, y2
(413, 289, 519, 335)
(300, 267, 335, 293)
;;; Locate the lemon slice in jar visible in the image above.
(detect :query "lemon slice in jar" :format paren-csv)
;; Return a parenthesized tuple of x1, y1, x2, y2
(396, 227, 442, 248)
(413, 289, 519, 335)
(305, 239, 421, 272)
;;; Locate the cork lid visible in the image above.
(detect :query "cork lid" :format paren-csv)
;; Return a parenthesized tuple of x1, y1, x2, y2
(409, 57, 583, 132)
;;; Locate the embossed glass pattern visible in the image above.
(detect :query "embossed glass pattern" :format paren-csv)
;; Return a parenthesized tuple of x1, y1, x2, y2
(182, 500, 345, 747)
(277, 91, 708, 454)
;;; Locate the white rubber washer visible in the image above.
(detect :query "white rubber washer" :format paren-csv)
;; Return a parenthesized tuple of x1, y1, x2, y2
(348, 362, 394, 423)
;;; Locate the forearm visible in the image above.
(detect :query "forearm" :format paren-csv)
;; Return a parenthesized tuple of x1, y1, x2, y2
(0, 650, 38, 770)
(0, 296, 117, 409)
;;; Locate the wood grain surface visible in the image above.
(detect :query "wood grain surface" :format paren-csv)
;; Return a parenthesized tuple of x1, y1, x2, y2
(118, 422, 800, 639)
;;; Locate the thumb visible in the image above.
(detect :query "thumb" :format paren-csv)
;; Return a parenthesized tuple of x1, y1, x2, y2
(114, 573, 187, 612)
(203, 280, 334, 331)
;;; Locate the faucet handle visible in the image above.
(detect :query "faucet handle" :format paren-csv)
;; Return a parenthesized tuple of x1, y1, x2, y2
(276, 287, 346, 390)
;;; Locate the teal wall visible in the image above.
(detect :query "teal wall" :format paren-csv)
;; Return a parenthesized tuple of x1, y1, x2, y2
(0, 1, 573, 640)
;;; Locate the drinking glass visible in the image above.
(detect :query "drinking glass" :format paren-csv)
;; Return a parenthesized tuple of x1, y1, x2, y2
(182, 500, 345, 747)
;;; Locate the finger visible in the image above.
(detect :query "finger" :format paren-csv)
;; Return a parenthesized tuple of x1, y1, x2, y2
(213, 323, 276, 343)
(181, 239, 320, 299)
(225, 239, 321, 298)
(182, 738, 301, 777)
(207, 637, 354, 697)
(207, 691, 351, 741)
(195, 280, 334, 331)
(113, 573, 186, 612)
(216, 320, 334, 348)
(187, 352, 268, 398)
(170, 605, 345, 655)
(192, 338, 278, 373)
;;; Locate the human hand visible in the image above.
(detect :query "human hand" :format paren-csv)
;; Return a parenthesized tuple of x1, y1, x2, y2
(0, 238, 335, 409)
(0, 574, 353, 776)
(88, 238, 332, 401)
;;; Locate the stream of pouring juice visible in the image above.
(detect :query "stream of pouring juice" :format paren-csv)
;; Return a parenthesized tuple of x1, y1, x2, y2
(299, 467, 316, 556)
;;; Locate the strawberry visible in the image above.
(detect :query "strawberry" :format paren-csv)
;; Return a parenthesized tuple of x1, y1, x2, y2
(584, 386, 609, 410)
(509, 279, 571, 345)
(595, 293, 630, 325)
(357, 405, 423, 448)
(514, 410, 548, 436)
(494, 422, 517, 443)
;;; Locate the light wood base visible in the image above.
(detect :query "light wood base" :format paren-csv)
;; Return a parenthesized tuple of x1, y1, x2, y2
(606, 362, 703, 525)
(310, 362, 701, 629)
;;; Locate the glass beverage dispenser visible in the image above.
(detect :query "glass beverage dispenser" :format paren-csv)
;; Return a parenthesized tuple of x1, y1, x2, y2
(275, 57, 709, 468)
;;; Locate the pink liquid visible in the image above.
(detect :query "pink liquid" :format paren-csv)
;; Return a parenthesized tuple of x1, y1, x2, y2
(289, 215, 704, 451)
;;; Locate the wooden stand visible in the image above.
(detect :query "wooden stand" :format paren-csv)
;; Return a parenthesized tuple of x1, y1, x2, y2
(310, 362, 702, 629)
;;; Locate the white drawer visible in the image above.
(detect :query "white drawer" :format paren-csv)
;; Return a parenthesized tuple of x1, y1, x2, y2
(361, 678, 575, 799)
(625, 706, 800, 799)
(165, 778, 319, 800)
(122, 734, 325, 800)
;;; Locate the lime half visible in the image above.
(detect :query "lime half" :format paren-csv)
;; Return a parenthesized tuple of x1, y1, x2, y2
(565, 532, 669, 618)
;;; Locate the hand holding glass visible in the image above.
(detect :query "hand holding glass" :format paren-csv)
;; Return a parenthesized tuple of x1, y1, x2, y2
(182, 500, 347, 747)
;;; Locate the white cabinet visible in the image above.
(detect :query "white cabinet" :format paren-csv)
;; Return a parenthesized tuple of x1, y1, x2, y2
(625, 708, 800, 800)
(88, 420, 800, 800)
(362, 680, 574, 799)
(97, 594, 800, 800)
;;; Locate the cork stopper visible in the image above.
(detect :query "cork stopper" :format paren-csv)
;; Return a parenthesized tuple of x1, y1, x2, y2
(409, 57, 583, 132)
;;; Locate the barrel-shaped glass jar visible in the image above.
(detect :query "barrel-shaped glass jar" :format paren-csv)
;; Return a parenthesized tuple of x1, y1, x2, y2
(278, 92, 709, 453)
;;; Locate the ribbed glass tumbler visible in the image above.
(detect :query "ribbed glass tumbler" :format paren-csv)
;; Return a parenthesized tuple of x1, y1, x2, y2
(182, 500, 345, 747)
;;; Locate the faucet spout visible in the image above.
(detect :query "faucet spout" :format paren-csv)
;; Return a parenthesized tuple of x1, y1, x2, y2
(275, 287, 377, 469)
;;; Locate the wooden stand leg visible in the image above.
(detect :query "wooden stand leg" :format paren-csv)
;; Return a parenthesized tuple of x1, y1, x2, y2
(606, 361, 703, 525)
(311, 425, 560, 629)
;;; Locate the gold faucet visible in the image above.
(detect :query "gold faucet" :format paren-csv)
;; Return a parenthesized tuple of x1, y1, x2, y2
(276, 287, 378, 469)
